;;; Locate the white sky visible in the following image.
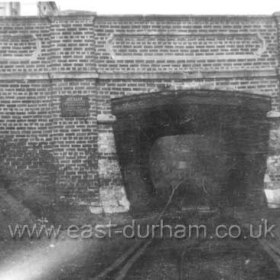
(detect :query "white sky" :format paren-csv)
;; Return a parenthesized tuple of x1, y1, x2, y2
(17, 0, 280, 15)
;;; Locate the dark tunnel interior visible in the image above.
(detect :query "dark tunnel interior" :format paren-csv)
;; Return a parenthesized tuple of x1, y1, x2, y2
(111, 89, 271, 215)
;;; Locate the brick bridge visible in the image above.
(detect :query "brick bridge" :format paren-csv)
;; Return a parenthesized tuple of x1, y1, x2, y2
(1, 12, 280, 214)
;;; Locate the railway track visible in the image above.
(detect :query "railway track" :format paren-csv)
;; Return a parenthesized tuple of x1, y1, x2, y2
(90, 181, 280, 280)
(91, 180, 184, 280)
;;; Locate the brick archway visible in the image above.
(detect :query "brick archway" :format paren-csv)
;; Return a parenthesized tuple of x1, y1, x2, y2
(110, 89, 271, 213)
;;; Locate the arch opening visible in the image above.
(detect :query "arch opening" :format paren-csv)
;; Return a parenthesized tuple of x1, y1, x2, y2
(111, 89, 271, 215)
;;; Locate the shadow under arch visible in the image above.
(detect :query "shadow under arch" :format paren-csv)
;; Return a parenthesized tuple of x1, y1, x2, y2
(111, 89, 271, 214)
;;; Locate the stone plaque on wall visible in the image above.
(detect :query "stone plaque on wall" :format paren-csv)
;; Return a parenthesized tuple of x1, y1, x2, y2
(60, 96, 89, 117)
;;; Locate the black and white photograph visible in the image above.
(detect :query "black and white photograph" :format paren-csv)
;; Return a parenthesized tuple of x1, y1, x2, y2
(0, 0, 280, 279)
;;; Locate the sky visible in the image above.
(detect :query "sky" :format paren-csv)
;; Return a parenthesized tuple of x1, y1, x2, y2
(17, 0, 280, 16)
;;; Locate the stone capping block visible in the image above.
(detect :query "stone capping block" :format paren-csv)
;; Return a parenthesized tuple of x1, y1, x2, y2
(47, 13, 96, 23)
(97, 114, 117, 124)
(0, 13, 96, 20)
(267, 111, 280, 119)
(97, 14, 274, 20)
(273, 12, 280, 17)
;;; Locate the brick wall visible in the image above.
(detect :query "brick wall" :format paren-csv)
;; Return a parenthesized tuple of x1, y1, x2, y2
(50, 79, 98, 201)
(0, 13, 280, 213)
(50, 16, 95, 72)
(0, 15, 98, 207)
(95, 16, 278, 72)
(0, 17, 50, 73)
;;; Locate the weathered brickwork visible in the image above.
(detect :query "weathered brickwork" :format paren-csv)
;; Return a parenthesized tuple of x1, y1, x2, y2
(50, 79, 98, 201)
(97, 77, 279, 115)
(50, 16, 95, 72)
(0, 15, 98, 206)
(1, 12, 280, 213)
(0, 80, 52, 144)
(0, 18, 50, 72)
(95, 16, 278, 72)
